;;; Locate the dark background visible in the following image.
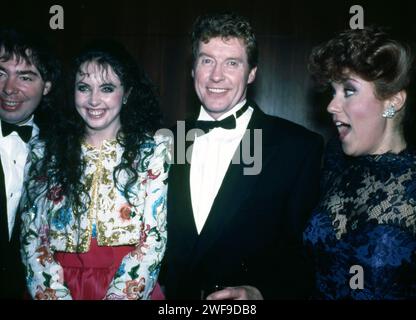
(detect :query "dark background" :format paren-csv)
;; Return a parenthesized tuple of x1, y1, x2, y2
(3, 0, 415, 140)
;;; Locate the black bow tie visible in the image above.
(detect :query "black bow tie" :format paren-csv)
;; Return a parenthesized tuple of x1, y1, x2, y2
(194, 115, 236, 132)
(194, 103, 249, 133)
(1, 121, 32, 143)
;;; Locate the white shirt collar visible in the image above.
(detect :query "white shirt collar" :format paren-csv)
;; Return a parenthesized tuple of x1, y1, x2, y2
(197, 99, 247, 121)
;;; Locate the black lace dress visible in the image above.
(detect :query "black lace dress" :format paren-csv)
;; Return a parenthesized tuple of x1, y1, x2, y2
(304, 140, 416, 299)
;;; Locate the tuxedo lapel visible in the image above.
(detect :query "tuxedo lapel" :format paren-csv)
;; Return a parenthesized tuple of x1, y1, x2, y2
(0, 132, 32, 297)
(0, 156, 9, 245)
(190, 103, 272, 266)
(167, 121, 199, 257)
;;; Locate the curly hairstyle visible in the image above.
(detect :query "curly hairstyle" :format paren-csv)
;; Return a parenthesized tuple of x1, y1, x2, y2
(39, 40, 162, 214)
(0, 28, 62, 135)
(191, 12, 258, 69)
(308, 26, 416, 146)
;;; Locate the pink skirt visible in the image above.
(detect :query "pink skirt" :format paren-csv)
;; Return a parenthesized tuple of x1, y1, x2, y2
(54, 238, 164, 300)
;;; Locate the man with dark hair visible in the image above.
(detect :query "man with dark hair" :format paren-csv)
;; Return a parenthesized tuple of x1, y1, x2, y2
(0, 28, 61, 298)
(162, 12, 323, 299)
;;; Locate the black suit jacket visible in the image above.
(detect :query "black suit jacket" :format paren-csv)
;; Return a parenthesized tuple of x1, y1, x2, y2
(161, 102, 323, 299)
(0, 158, 26, 299)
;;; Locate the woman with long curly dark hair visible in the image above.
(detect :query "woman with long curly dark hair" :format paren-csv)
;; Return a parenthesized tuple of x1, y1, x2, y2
(304, 27, 416, 299)
(20, 40, 170, 300)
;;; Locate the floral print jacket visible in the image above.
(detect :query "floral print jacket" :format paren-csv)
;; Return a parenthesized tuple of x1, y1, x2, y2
(20, 134, 171, 300)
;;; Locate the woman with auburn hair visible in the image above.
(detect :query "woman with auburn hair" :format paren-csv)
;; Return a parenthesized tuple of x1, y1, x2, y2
(304, 27, 416, 299)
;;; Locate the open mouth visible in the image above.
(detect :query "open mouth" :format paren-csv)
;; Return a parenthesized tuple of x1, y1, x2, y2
(207, 88, 228, 94)
(335, 121, 351, 140)
(87, 108, 106, 118)
(0, 100, 22, 110)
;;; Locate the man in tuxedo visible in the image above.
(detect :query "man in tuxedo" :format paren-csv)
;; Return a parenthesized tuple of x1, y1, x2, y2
(161, 12, 323, 299)
(0, 28, 61, 298)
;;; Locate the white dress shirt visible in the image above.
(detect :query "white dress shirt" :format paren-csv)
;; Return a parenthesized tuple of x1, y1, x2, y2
(190, 100, 253, 234)
(0, 116, 38, 239)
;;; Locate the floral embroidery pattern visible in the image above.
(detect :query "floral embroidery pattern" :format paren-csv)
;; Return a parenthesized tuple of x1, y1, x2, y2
(35, 287, 57, 300)
(35, 246, 54, 267)
(119, 203, 132, 221)
(21, 134, 171, 300)
(123, 278, 145, 300)
(147, 169, 160, 180)
(115, 263, 126, 278)
(46, 186, 64, 204)
(51, 207, 72, 231)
